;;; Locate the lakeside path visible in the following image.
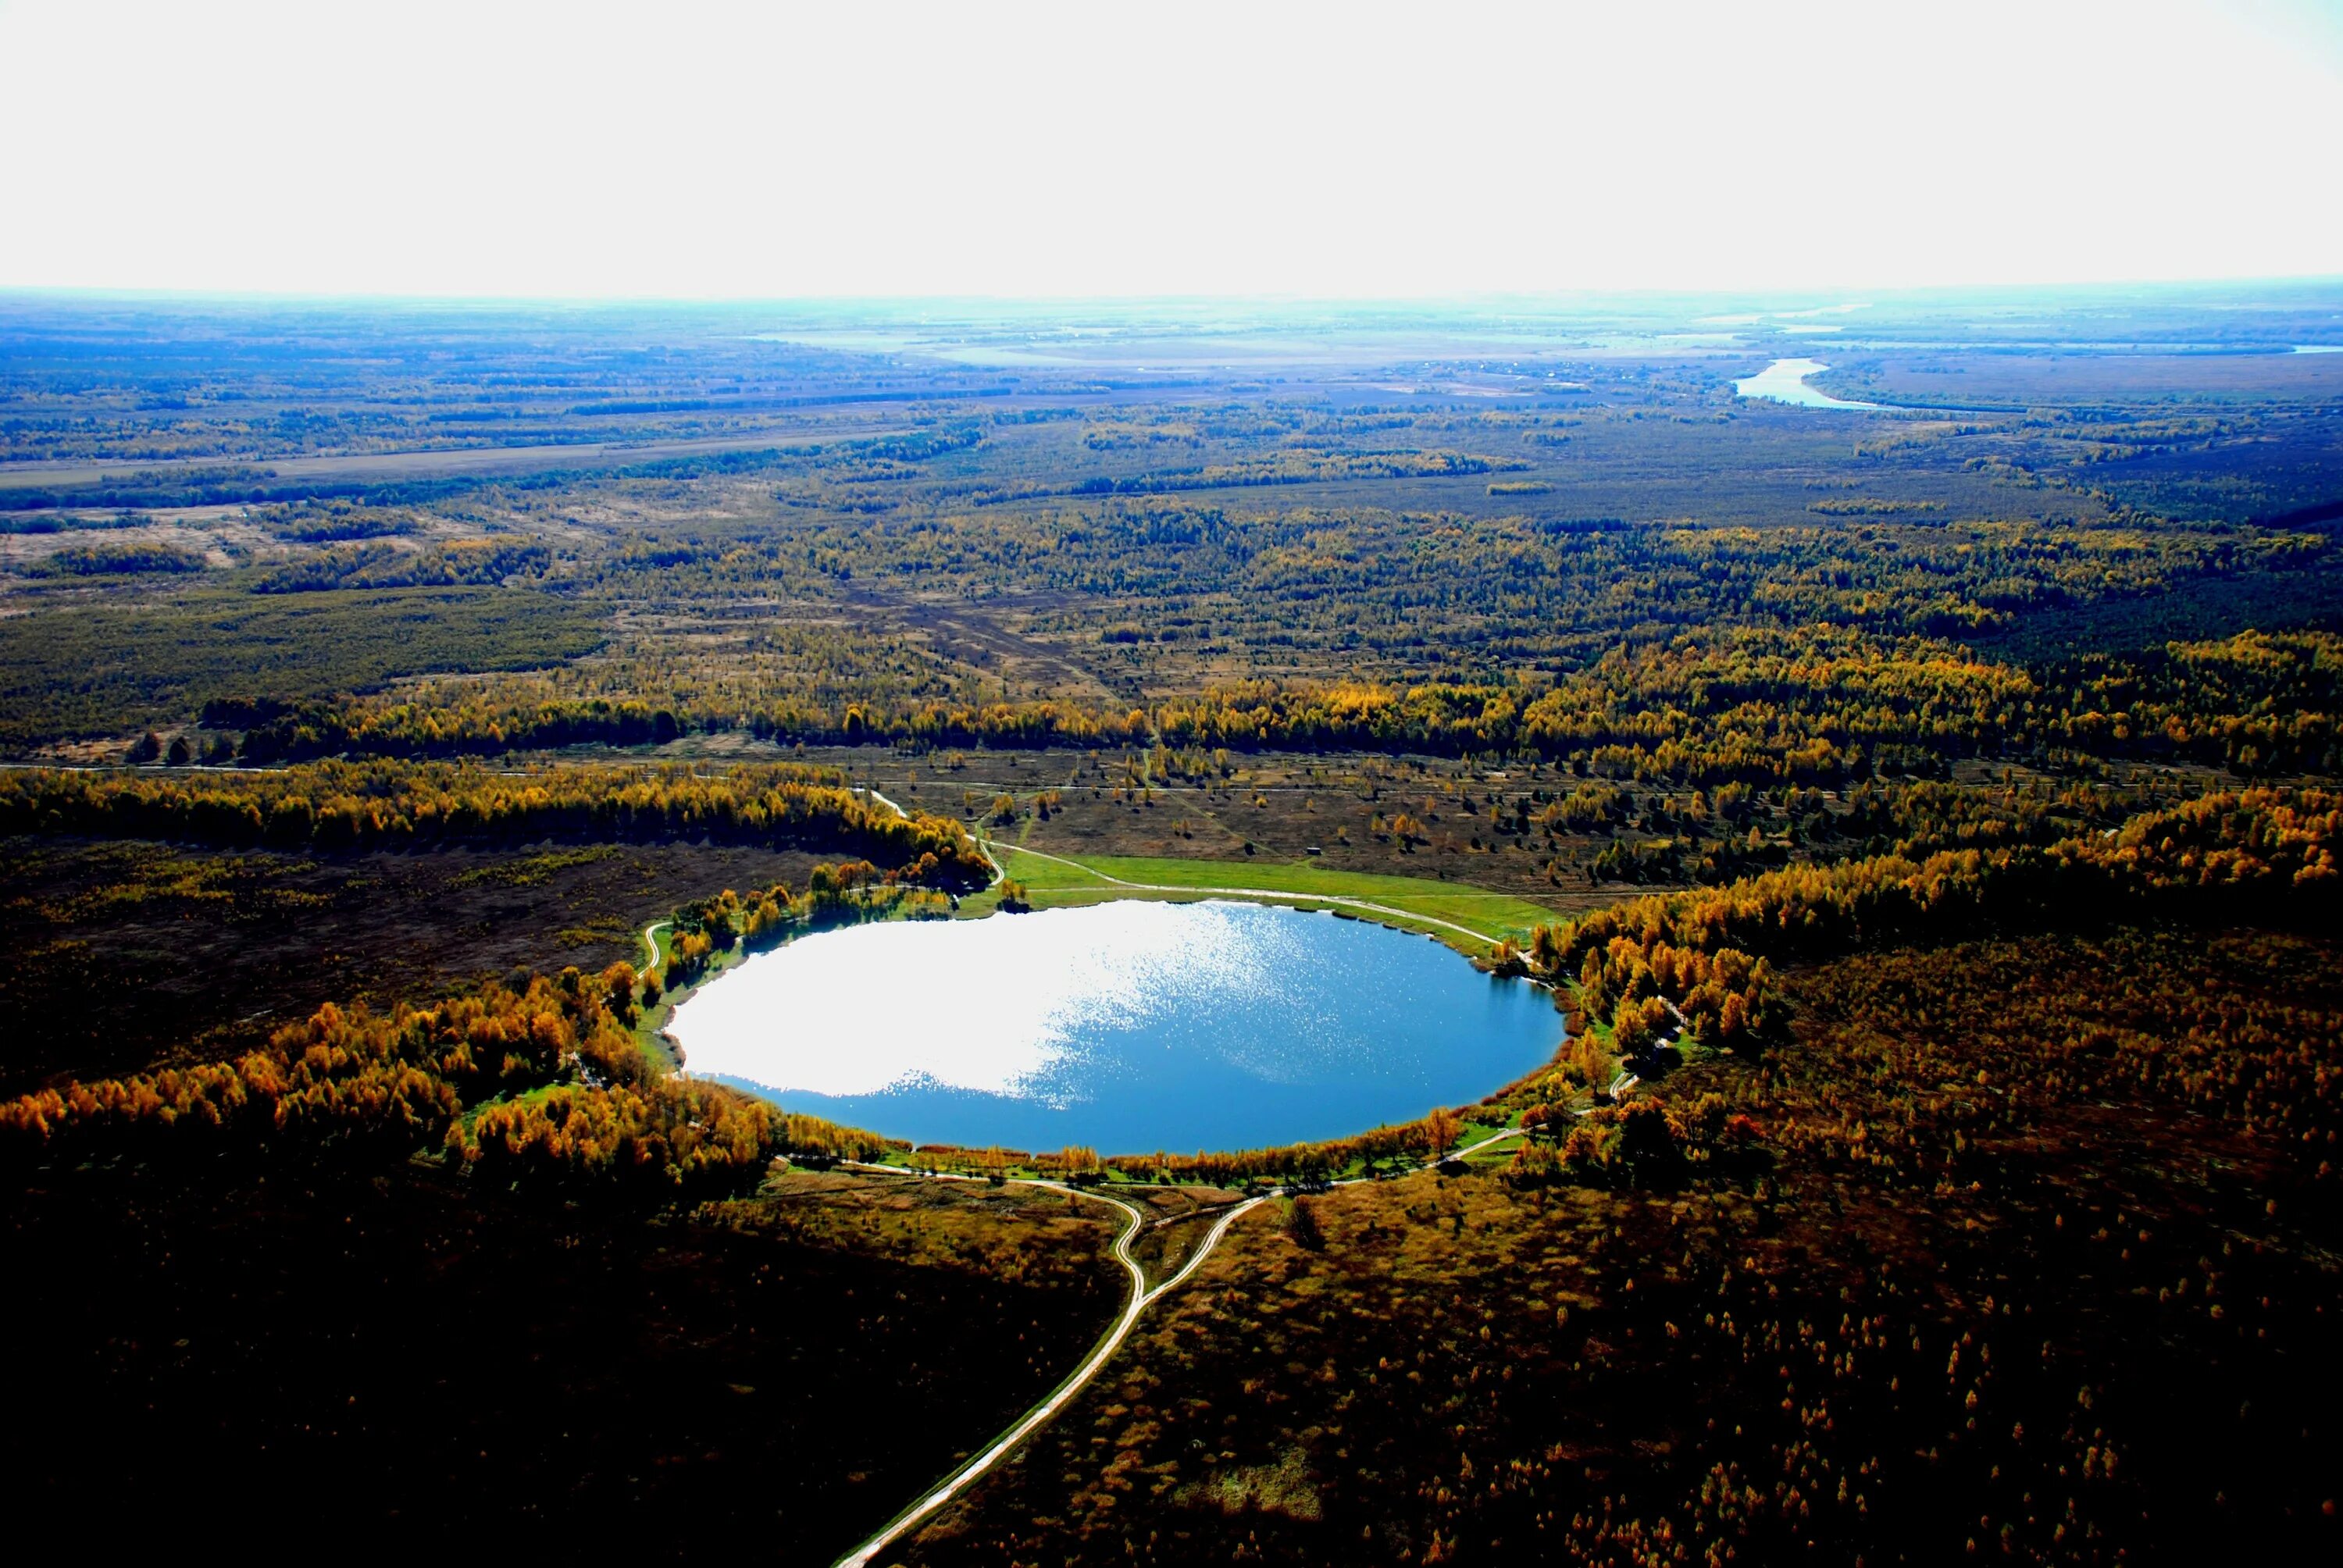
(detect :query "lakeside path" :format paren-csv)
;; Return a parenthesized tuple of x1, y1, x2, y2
(988, 840, 1507, 948)
(831, 1169, 1269, 1568)
(829, 1125, 1532, 1568)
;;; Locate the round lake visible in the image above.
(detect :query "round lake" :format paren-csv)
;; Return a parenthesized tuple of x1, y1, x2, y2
(666, 899, 1564, 1154)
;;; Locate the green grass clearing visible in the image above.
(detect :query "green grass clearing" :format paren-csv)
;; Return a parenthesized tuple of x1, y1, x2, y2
(975, 842, 1557, 950)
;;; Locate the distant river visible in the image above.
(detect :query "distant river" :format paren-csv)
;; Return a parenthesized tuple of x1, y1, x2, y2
(1735, 357, 1883, 409)
(667, 900, 1563, 1154)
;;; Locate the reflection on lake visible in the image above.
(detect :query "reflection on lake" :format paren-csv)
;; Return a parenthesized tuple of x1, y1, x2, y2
(667, 900, 1562, 1153)
(1735, 357, 1882, 409)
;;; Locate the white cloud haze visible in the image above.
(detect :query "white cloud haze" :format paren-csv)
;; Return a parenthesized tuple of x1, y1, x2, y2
(1, 0, 2338, 298)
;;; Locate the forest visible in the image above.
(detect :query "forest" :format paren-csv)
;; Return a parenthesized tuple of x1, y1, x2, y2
(2, 290, 2340, 1559)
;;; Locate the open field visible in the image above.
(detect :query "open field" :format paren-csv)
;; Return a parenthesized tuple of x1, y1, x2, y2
(972, 841, 1560, 946)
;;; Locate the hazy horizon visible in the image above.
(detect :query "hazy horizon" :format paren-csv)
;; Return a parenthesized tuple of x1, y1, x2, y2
(5, 275, 2343, 304)
(5, 0, 2338, 299)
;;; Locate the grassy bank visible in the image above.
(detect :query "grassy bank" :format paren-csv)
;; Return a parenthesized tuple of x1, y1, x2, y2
(965, 840, 1556, 953)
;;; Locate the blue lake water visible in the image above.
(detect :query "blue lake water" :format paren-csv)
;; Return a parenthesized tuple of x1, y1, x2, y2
(1734, 357, 1883, 409)
(666, 899, 1564, 1154)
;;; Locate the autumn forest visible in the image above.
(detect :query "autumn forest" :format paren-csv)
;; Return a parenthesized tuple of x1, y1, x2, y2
(2, 289, 2341, 1563)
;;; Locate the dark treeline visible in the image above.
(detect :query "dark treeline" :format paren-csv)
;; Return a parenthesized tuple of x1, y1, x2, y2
(25, 541, 209, 576)
(0, 964, 893, 1197)
(1150, 626, 2343, 779)
(904, 1108, 1472, 1190)
(658, 863, 954, 988)
(198, 626, 2343, 783)
(0, 472, 483, 514)
(222, 690, 1151, 761)
(950, 447, 1530, 507)
(1102, 1108, 1468, 1188)
(247, 537, 552, 594)
(0, 758, 989, 887)
(0, 511, 153, 536)
(0, 423, 989, 517)
(1535, 786, 2341, 1059)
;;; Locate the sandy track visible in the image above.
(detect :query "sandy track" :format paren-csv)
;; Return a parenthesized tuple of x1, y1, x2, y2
(830, 1168, 1265, 1568)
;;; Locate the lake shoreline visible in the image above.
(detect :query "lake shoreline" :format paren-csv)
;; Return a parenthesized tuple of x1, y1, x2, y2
(668, 897, 1565, 1156)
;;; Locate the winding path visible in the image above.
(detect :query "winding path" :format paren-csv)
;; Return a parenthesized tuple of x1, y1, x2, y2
(829, 1125, 1533, 1568)
(860, 786, 913, 821)
(832, 1170, 1267, 1568)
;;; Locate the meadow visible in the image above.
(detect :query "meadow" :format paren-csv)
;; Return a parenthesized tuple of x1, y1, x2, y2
(968, 842, 1560, 948)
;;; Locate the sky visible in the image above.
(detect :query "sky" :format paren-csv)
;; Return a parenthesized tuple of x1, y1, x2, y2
(2, 0, 2339, 300)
